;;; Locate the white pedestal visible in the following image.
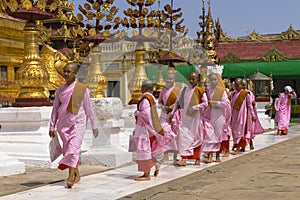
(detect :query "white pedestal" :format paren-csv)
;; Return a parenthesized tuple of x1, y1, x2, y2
(0, 106, 54, 167)
(81, 98, 133, 167)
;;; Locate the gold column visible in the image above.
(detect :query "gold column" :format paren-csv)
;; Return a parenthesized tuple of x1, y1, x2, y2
(15, 21, 49, 99)
(84, 47, 107, 98)
(128, 42, 148, 104)
(7, 65, 15, 82)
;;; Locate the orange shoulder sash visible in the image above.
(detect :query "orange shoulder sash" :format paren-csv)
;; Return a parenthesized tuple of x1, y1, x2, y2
(186, 86, 205, 117)
(67, 82, 87, 115)
(233, 90, 248, 111)
(139, 93, 164, 136)
(165, 87, 181, 106)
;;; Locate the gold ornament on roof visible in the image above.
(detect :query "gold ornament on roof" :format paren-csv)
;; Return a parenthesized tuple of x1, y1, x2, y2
(8, 0, 18, 12)
(22, 0, 32, 9)
(49, 1, 57, 11)
(88, 28, 97, 36)
(36, 0, 46, 11)
(103, 29, 110, 37)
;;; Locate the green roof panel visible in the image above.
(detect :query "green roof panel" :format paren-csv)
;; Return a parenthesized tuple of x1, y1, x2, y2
(222, 61, 300, 79)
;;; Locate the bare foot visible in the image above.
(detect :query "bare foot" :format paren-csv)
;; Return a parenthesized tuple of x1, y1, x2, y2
(176, 159, 187, 166)
(74, 175, 81, 183)
(154, 163, 161, 177)
(215, 153, 221, 162)
(66, 179, 74, 189)
(232, 150, 239, 155)
(204, 154, 212, 163)
(223, 150, 230, 157)
(194, 159, 200, 166)
(135, 176, 151, 181)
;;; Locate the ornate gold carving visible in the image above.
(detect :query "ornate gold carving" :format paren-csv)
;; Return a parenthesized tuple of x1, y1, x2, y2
(0, 81, 19, 105)
(281, 24, 300, 40)
(8, 0, 19, 12)
(203, 5, 217, 63)
(15, 22, 49, 99)
(218, 23, 300, 43)
(22, 0, 33, 10)
(40, 44, 65, 90)
(261, 45, 287, 62)
(220, 51, 242, 64)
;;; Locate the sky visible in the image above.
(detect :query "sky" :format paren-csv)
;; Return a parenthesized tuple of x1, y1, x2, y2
(74, 0, 300, 38)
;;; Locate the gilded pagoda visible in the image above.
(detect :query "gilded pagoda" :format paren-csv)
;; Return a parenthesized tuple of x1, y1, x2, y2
(1, 0, 300, 106)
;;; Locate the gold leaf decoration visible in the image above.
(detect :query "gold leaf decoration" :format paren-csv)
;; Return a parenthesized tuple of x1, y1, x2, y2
(114, 16, 121, 24)
(130, 16, 136, 24)
(103, 29, 110, 37)
(127, 8, 133, 15)
(77, 26, 84, 37)
(92, 2, 100, 10)
(126, 0, 136, 6)
(88, 28, 96, 36)
(123, 17, 129, 25)
(96, 12, 104, 20)
(86, 11, 95, 20)
(110, 6, 118, 15)
(77, 13, 83, 22)
(49, 2, 57, 12)
(141, 8, 148, 16)
(8, 0, 18, 12)
(102, 2, 110, 11)
(21, 0, 32, 9)
(132, 29, 138, 36)
(106, 13, 113, 22)
(84, 3, 91, 10)
(36, 0, 46, 11)
(138, 16, 144, 25)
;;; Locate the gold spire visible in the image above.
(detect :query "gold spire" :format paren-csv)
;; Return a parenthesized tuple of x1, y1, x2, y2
(203, 0, 218, 63)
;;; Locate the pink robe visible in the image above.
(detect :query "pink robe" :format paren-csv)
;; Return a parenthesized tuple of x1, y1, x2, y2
(276, 91, 297, 130)
(230, 90, 255, 145)
(202, 88, 230, 153)
(248, 91, 264, 140)
(157, 86, 180, 153)
(134, 92, 161, 172)
(49, 81, 98, 169)
(172, 87, 208, 157)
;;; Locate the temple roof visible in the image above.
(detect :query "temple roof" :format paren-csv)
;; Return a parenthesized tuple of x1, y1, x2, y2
(216, 39, 300, 60)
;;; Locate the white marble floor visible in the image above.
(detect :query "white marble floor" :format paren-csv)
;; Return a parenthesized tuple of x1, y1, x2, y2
(1, 125, 299, 200)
